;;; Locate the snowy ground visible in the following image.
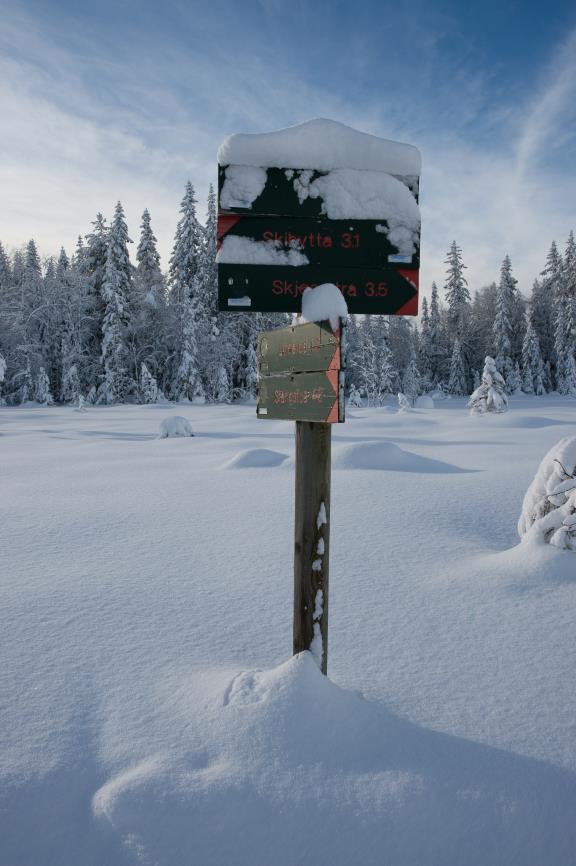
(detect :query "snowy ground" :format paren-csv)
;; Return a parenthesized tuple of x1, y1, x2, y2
(1, 396, 575, 866)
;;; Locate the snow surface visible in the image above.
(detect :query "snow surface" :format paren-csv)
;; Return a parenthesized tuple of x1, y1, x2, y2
(158, 415, 194, 438)
(1, 396, 576, 865)
(218, 118, 421, 175)
(217, 235, 309, 266)
(300, 283, 348, 330)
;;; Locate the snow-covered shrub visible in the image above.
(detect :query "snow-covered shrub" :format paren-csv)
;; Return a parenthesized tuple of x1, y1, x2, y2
(397, 392, 412, 412)
(415, 395, 434, 409)
(518, 437, 576, 550)
(159, 416, 194, 439)
(468, 356, 508, 414)
(347, 383, 363, 407)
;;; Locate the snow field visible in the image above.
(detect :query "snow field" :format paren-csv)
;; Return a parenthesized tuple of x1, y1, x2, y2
(1, 397, 575, 865)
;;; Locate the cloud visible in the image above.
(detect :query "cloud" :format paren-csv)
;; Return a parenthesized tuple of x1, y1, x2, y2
(515, 27, 576, 179)
(0, 2, 574, 301)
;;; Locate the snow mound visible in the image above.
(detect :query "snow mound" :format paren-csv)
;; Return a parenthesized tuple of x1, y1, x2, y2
(332, 441, 467, 473)
(158, 416, 194, 438)
(415, 395, 435, 409)
(94, 652, 576, 866)
(300, 283, 348, 330)
(518, 437, 576, 550)
(223, 448, 289, 469)
(218, 118, 421, 175)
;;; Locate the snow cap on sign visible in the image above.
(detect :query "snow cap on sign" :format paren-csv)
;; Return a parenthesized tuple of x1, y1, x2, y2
(300, 283, 348, 331)
(218, 118, 421, 176)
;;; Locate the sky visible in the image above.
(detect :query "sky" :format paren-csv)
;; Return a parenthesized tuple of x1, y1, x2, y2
(1, 0, 576, 297)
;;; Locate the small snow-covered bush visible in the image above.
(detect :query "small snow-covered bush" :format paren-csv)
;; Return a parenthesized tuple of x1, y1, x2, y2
(397, 392, 412, 412)
(518, 437, 576, 551)
(468, 356, 508, 414)
(347, 383, 363, 407)
(159, 416, 194, 439)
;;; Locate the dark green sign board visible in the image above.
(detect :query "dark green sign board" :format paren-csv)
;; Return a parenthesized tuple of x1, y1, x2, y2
(219, 263, 418, 316)
(218, 161, 420, 316)
(218, 215, 419, 269)
(257, 370, 344, 423)
(258, 320, 342, 376)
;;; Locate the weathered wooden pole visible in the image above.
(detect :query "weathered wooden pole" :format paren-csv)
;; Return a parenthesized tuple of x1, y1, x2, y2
(294, 420, 331, 675)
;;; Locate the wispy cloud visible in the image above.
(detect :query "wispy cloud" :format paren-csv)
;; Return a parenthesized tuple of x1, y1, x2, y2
(0, 2, 574, 298)
(515, 27, 576, 179)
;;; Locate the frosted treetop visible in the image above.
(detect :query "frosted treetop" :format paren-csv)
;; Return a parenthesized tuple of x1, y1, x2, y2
(218, 118, 421, 175)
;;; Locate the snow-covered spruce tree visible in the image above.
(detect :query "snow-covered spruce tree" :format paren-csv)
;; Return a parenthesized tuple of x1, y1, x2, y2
(444, 242, 470, 340)
(136, 209, 164, 306)
(468, 356, 508, 414)
(521, 321, 546, 395)
(172, 289, 205, 402)
(215, 364, 231, 403)
(529, 278, 553, 388)
(357, 317, 396, 405)
(0, 241, 11, 294)
(131, 209, 168, 394)
(447, 337, 467, 396)
(60, 363, 82, 404)
(518, 437, 576, 550)
(99, 203, 133, 404)
(35, 366, 54, 405)
(168, 182, 205, 397)
(554, 299, 568, 394)
(139, 362, 159, 404)
(169, 181, 204, 308)
(0, 351, 6, 404)
(492, 255, 518, 389)
(417, 296, 434, 391)
(402, 349, 421, 404)
(83, 213, 109, 373)
(13, 356, 33, 404)
(507, 361, 522, 395)
(428, 281, 446, 383)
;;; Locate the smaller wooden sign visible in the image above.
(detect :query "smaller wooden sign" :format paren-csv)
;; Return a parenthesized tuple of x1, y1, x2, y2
(257, 319, 345, 423)
(257, 370, 344, 423)
(258, 320, 342, 376)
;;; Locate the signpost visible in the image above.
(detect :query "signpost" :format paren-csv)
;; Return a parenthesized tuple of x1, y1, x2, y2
(217, 119, 421, 675)
(256, 318, 345, 673)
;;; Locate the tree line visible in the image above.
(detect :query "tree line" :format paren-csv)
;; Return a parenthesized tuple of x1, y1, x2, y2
(0, 181, 574, 406)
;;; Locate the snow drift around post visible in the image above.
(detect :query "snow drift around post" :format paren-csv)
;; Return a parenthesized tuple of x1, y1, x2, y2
(93, 652, 576, 866)
(218, 118, 421, 175)
(300, 284, 348, 330)
(159, 416, 194, 438)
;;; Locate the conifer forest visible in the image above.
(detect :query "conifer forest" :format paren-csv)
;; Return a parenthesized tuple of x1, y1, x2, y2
(1, 180, 575, 407)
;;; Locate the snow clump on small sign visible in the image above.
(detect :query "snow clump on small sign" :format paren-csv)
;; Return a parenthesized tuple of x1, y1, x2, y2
(518, 437, 576, 551)
(159, 416, 194, 439)
(299, 284, 348, 331)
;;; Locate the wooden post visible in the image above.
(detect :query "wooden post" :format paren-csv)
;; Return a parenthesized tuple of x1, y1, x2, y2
(294, 420, 331, 675)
